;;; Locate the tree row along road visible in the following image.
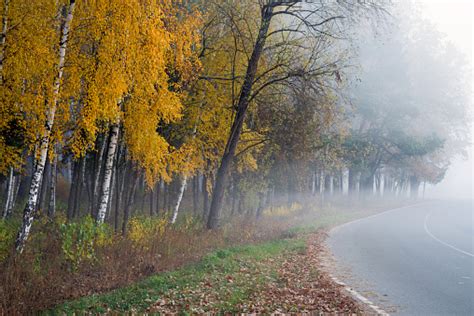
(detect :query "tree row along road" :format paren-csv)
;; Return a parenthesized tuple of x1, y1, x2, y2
(328, 200, 474, 315)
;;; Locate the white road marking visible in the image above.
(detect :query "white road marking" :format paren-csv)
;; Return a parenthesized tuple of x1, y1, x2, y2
(329, 273, 390, 316)
(423, 212, 474, 258)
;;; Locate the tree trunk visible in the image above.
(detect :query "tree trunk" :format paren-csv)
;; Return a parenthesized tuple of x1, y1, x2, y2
(192, 175, 198, 214)
(67, 158, 73, 183)
(2, 167, 13, 218)
(355, 172, 361, 196)
(38, 157, 51, 212)
(0, 0, 10, 84)
(114, 145, 124, 233)
(171, 176, 187, 224)
(122, 169, 139, 236)
(156, 179, 161, 215)
(48, 154, 57, 218)
(379, 172, 385, 197)
(329, 175, 334, 196)
(90, 134, 108, 218)
(238, 191, 243, 215)
(409, 175, 420, 200)
(202, 174, 209, 219)
(106, 158, 116, 222)
(67, 160, 79, 220)
(149, 187, 154, 217)
(231, 178, 237, 215)
(73, 156, 85, 218)
(15, 0, 75, 252)
(342, 169, 349, 196)
(319, 170, 325, 195)
(167, 181, 172, 212)
(139, 175, 146, 213)
(96, 123, 119, 224)
(11, 172, 21, 212)
(207, 5, 274, 229)
(269, 187, 274, 212)
(163, 182, 168, 212)
(372, 174, 377, 195)
(348, 168, 354, 194)
(256, 193, 264, 219)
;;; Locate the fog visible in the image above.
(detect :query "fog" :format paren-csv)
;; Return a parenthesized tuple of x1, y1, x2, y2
(425, 145, 474, 200)
(419, 0, 473, 200)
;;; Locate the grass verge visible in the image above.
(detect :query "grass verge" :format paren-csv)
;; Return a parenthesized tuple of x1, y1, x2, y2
(53, 238, 306, 313)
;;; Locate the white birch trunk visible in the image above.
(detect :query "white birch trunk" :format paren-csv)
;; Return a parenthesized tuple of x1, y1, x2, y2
(342, 169, 349, 196)
(0, 0, 10, 84)
(171, 177, 187, 224)
(319, 170, 325, 195)
(380, 173, 385, 197)
(311, 170, 316, 195)
(373, 174, 377, 195)
(3, 167, 13, 218)
(329, 175, 334, 196)
(15, 0, 75, 252)
(9, 172, 17, 212)
(355, 172, 361, 195)
(96, 123, 119, 224)
(106, 159, 116, 221)
(170, 122, 199, 224)
(11, 172, 20, 210)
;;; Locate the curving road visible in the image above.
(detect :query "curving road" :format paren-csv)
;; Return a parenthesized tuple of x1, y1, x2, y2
(328, 200, 474, 315)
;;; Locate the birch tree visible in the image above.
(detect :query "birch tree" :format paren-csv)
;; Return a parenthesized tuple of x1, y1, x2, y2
(2, 167, 13, 218)
(0, 0, 8, 84)
(16, 0, 76, 252)
(96, 123, 119, 224)
(64, 1, 201, 221)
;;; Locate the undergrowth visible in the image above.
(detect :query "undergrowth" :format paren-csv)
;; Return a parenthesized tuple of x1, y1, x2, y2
(0, 198, 409, 313)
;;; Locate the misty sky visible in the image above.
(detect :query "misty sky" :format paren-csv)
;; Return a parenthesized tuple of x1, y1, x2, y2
(416, 0, 473, 200)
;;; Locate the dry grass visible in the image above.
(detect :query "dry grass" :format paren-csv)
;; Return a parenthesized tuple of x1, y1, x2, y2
(0, 214, 291, 313)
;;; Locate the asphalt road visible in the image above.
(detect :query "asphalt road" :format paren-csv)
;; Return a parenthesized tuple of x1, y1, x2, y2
(328, 200, 474, 315)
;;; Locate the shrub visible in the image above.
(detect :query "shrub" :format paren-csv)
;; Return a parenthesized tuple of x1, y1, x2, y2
(128, 216, 168, 248)
(0, 219, 17, 262)
(175, 214, 202, 232)
(263, 203, 302, 217)
(59, 216, 112, 270)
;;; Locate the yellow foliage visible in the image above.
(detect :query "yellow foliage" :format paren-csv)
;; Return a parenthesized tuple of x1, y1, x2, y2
(0, 0, 59, 174)
(128, 216, 168, 248)
(62, 0, 202, 186)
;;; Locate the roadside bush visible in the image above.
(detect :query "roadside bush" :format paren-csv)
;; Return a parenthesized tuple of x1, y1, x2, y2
(263, 203, 302, 217)
(175, 213, 203, 232)
(59, 216, 112, 270)
(0, 219, 18, 262)
(128, 216, 168, 248)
